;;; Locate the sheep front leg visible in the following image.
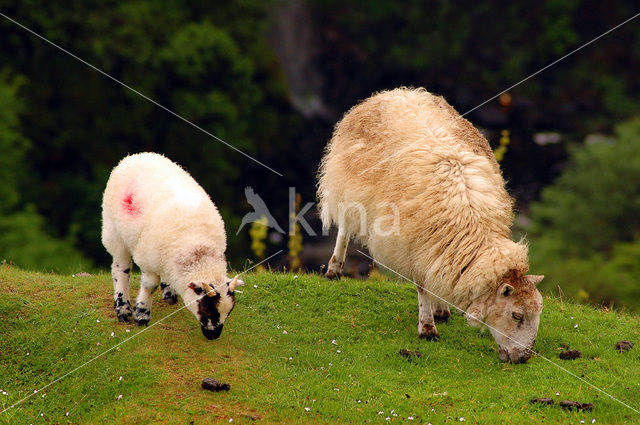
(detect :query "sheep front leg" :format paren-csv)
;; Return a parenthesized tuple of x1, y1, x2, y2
(134, 271, 160, 326)
(416, 285, 439, 341)
(112, 257, 133, 323)
(325, 228, 349, 280)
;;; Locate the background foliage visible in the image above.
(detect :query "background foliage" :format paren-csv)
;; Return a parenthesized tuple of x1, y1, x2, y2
(0, 0, 639, 309)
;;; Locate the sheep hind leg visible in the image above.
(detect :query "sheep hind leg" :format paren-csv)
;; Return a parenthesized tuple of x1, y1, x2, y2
(433, 300, 451, 323)
(416, 285, 439, 341)
(134, 271, 160, 326)
(161, 281, 178, 305)
(111, 256, 133, 323)
(325, 228, 349, 280)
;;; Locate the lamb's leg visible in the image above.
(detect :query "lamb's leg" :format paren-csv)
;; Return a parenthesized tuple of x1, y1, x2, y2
(325, 228, 349, 280)
(134, 271, 160, 326)
(112, 256, 133, 323)
(433, 300, 451, 323)
(160, 281, 178, 305)
(416, 285, 439, 341)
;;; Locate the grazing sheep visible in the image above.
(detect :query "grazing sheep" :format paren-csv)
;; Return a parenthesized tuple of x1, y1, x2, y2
(317, 87, 543, 363)
(101, 152, 243, 340)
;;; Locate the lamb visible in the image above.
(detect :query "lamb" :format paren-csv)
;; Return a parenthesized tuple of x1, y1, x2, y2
(101, 152, 243, 340)
(317, 87, 543, 363)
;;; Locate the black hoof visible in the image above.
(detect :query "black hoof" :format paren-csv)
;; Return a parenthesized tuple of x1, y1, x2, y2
(161, 282, 178, 305)
(434, 310, 450, 323)
(325, 270, 341, 280)
(419, 333, 440, 341)
(117, 312, 132, 323)
(134, 304, 151, 326)
(134, 317, 149, 326)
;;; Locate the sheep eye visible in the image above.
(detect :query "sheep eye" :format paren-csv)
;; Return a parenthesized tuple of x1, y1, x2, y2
(512, 312, 523, 321)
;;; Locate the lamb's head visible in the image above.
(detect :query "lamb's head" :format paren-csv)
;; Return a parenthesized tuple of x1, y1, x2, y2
(467, 273, 543, 363)
(185, 276, 245, 340)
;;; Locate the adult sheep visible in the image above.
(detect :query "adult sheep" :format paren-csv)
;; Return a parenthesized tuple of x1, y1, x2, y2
(101, 152, 243, 340)
(317, 88, 543, 363)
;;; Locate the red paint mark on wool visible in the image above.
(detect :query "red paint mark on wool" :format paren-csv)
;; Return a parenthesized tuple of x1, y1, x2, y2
(122, 192, 141, 217)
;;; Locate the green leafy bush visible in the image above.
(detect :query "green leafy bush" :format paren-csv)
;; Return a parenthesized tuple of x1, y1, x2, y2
(0, 70, 89, 273)
(528, 117, 640, 310)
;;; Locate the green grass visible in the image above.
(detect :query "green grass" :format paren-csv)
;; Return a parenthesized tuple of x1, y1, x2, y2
(1, 264, 639, 424)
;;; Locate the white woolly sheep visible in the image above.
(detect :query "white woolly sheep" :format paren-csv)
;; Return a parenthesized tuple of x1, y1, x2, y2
(318, 87, 543, 363)
(101, 152, 243, 340)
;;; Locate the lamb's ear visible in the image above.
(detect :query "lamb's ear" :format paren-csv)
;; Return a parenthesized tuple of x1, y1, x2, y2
(228, 275, 245, 291)
(187, 282, 205, 295)
(526, 275, 544, 285)
(499, 283, 515, 297)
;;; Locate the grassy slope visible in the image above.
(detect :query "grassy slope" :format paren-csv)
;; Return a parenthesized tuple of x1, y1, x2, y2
(0, 264, 639, 424)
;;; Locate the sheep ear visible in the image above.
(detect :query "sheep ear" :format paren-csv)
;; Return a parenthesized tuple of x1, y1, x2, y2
(526, 275, 544, 286)
(188, 282, 204, 295)
(501, 283, 515, 297)
(229, 275, 244, 291)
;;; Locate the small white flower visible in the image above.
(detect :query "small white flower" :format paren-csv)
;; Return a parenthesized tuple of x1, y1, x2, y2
(110, 332, 115, 338)
(288, 357, 293, 360)
(556, 392, 560, 396)
(33, 389, 38, 394)
(65, 412, 70, 416)
(334, 388, 340, 391)
(283, 330, 288, 334)
(393, 413, 398, 417)
(385, 417, 391, 421)
(329, 362, 332, 366)
(253, 284, 258, 288)
(41, 394, 45, 398)
(592, 420, 596, 424)
(229, 418, 233, 423)
(459, 418, 465, 422)
(391, 410, 395, 415)
(126, 329, 131, 333)
(304, 407, 310, 412)
(40, 413, 44, 417)
(96, 342, 101, 346)
(331, 339, 337, 345)
(408, 417, 414, 420)
(378, 411, 384, 415)
(294, 275, 298, 279)
(580, 421, 585, 424)
(357, 400, 361, 403)
(119, 376, 123, 381)
(26, 352, 30, 356)
(574, 324, 578, 329)
(96, 319, 100, 323)
(337, 350, 341, 353)
(116, 394, 123, 400)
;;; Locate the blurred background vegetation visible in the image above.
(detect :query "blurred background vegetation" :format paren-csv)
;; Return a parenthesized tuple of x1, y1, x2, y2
(1, 0, 639, 310)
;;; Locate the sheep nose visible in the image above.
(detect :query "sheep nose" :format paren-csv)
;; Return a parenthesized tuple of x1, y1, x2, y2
(201, 324, 223, 340)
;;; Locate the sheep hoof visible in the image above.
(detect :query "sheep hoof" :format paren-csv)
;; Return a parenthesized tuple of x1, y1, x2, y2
(161, 282, 178, 305)
(134, 304, 151, 326)
(419, 333, 440, 342)
(418, 323, 439, 341)
(433, 310, 450, 323)
(325, 269, 342, 280)
(117, 311, 132, 323)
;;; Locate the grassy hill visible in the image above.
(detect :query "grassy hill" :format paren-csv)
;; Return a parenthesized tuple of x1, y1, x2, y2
(0, 264, 639, 424)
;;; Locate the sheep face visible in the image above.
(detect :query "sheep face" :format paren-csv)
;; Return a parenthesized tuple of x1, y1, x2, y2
(468, 274, 543, 363)
(186, 277, 244, 340)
